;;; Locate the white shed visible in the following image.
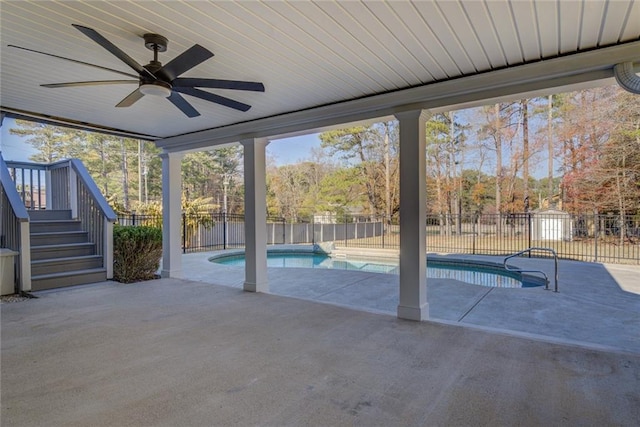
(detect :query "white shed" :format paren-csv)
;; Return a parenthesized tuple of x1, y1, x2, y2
(532, 209, 572, 241)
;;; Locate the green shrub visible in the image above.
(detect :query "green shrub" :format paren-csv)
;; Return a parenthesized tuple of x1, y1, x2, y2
(113, 225, 162, 283)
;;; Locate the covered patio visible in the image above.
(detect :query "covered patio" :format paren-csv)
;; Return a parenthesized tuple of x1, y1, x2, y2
(2, 1, 639, 320)
(1, 2, 640, 424)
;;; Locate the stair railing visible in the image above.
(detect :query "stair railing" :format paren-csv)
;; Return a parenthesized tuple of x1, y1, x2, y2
(4, 156, 117, 282)
(0, 152, 31, 292)
(2, 159, 49, 210)
(68, 159, 117, 278)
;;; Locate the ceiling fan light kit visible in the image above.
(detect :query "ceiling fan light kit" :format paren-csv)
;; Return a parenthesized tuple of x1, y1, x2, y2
(9, 24, 264, 118)
(139, 82, 171, 97)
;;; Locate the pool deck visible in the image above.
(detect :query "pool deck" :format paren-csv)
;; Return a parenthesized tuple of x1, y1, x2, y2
(2, 247, 639, 425)
(186, 247, 640, 354)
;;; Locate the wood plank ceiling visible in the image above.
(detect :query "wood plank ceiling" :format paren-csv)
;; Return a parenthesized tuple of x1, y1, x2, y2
(1, 1, 639, 142)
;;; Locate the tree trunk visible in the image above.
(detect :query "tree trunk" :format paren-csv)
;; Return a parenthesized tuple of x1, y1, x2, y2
(121, 139, 129, 211)
(616, 146, 627, 246)
(436, 174, 444, 234)
(384, 124, 391, 224)
(547, 95, 553, 206)
(138, 140, 143, 204)
(100, 140, 108, 196)
(494, 103, 502, 234)
(522, 99, 529, 211)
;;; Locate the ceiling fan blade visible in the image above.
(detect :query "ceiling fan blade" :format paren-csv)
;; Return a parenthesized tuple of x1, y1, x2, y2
(42, 80, 138, 88)
(173, 78, 265, 92)
(159, 44, 214, 81)
(167, 92, 201, 118)
(174, 87, 251, 112)
(72, 24, 156, 80)
(115, 89, 145, 107)
(7, 45, 139, 78)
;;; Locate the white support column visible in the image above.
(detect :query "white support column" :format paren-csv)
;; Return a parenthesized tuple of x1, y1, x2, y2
(241, 138, 269, 293)
(160, 151, 184, 278)
(395, 109, 430, 321)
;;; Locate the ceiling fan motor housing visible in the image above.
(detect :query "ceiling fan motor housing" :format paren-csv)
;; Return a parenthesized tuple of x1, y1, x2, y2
(142, 61, 169, 83)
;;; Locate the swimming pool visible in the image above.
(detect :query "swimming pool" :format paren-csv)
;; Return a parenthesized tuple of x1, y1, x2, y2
(211, 252, 542, 288)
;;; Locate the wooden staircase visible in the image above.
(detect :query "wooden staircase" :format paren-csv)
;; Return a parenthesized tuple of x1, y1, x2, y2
(29, 209, 107, 291)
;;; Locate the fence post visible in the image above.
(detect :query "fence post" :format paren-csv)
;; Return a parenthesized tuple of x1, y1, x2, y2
(281, 218, 285, 244)
(594, 212, 598, 262)
(223, 212, 228, 250)
(271, 221, 275, 245)
(355, 220, 358, 240)
(68, 165, 78, 218)
(472, 216, 476, 255)
(132, 212, 136, 226)
(311, 218, 315, 245)
(45, 168, 53, 209)
(527, 213, 532, 257)
(182, 213, 186, 254)
(344, 219, 348, 247)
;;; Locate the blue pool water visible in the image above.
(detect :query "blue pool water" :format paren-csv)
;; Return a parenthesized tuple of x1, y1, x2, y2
(212, 253, 539, 288)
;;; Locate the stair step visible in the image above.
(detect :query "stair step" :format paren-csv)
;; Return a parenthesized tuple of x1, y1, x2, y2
(31, 242, 96, 261)
(31, 268, 108, 291)
(31, 255, 103, 276)
(28, 210, 72, 221)
(30, 231, 89, 246)
(30, 219, 82, 233)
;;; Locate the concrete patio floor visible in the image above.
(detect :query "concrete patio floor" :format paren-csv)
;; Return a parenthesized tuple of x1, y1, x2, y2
(185, 249, 640, 354)
(2, 274, 639, 426)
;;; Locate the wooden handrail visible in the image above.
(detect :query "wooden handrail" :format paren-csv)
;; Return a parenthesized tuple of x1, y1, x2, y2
(69, 159, 117, 222)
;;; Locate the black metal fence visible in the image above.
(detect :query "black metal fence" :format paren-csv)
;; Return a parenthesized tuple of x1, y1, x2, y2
(418, 212, 640, 264)
(116, 213, 386, 253)
(116, 212, 640, 264)
(117, 213, 163, 228)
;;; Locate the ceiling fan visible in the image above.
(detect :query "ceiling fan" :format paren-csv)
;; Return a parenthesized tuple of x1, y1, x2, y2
(8, 24, 265, 118)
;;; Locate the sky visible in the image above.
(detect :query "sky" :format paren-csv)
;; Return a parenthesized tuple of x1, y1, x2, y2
(268, 134, 321, 165)
(1, 118, 37, 162)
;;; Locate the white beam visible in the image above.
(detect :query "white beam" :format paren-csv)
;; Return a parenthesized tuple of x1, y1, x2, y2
(395, 109, 430, 322)
(242, 138, 269, 293)
(160, 151, 183, 278)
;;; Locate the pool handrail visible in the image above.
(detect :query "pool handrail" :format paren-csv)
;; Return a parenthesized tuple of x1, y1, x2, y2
(503, 247, 558, 292)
